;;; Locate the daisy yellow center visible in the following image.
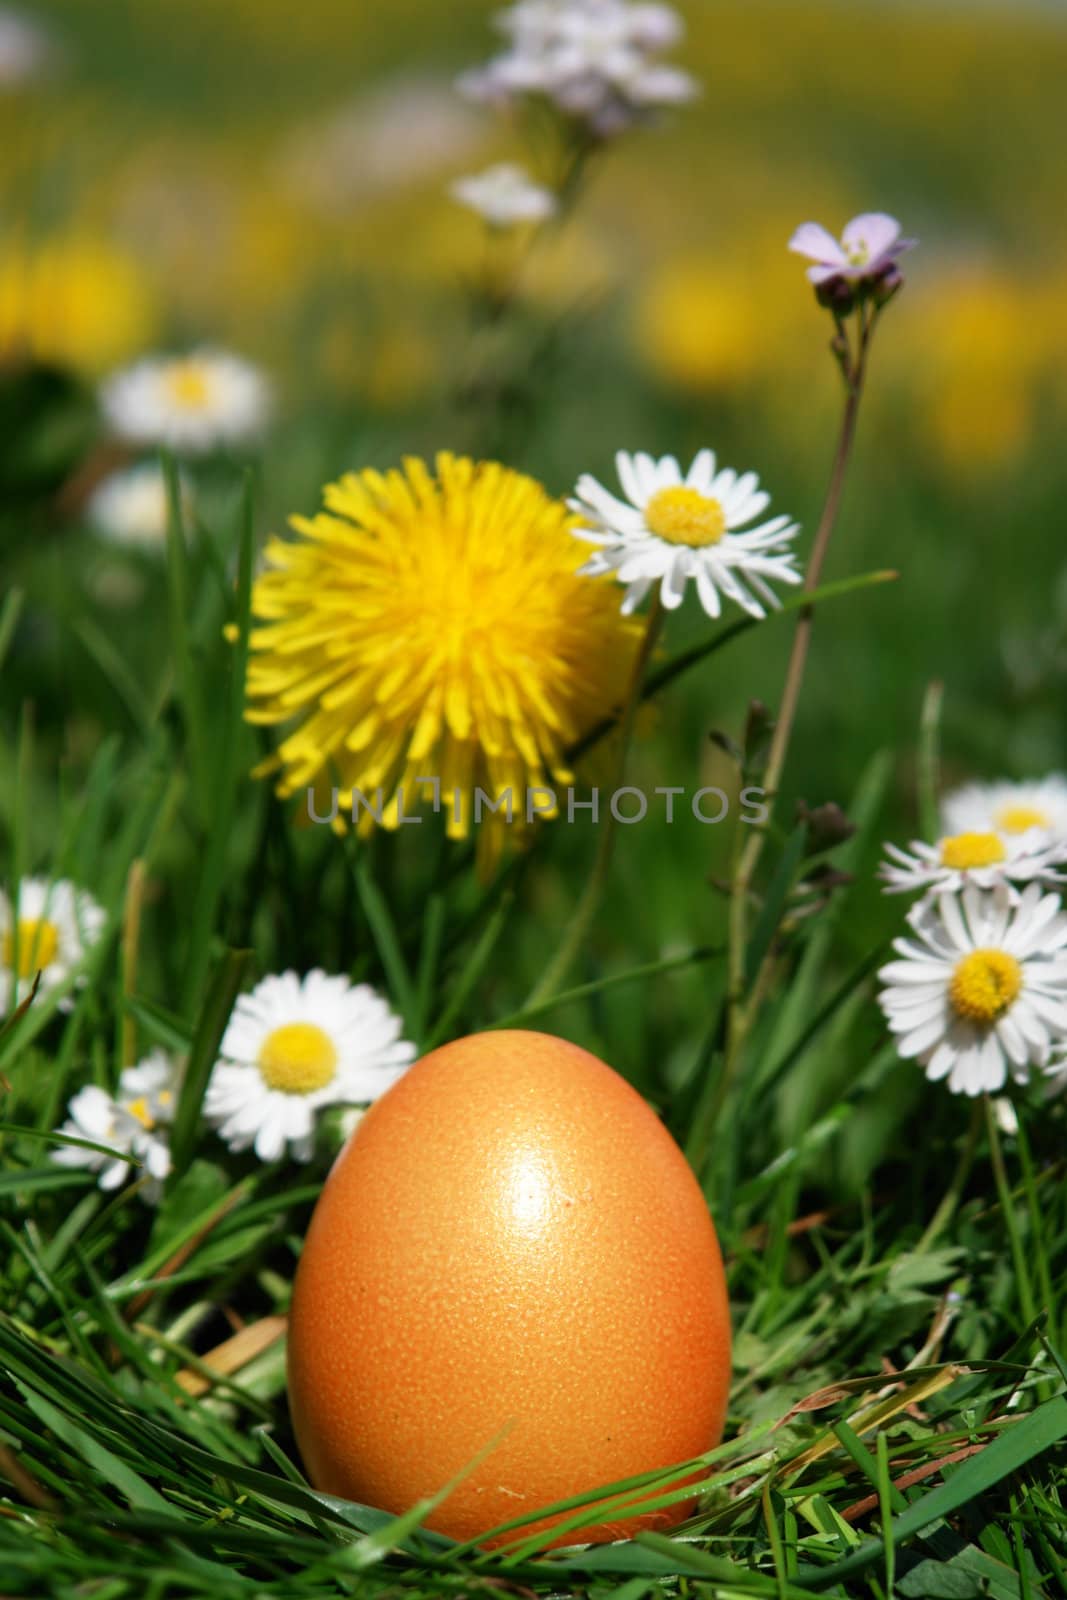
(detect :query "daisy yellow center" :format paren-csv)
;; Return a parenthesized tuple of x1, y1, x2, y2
(243, 454, 641, 872)
(126, 1097, 155, 1130)
(2, 917, 59, 978)
(949, 949, 1022, 1024)
(644, 486, 727, 548)
(165, 363, 212, 411)
(995, 804, 1049, 835)
(257, 1023, 338, 1094)
(938, 832, 1007, 870)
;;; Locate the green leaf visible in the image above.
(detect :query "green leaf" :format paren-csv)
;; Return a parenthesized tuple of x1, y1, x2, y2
(122, 994, 194, 1055)
(0, 586, 24, 673)
(745, 822, 808, 986)
(73, 616, 155, 734)
(350, 851, 418, 1036)
(0, 1165, 96, 1197)
(489, 944, 722, 1033)
(794, 1396, 1067, 1590)
(570, 570, 899, 764)
(758, 747, 893, 1085)
(167, 949, 252, 1179)
(13, 1380, 171, 1513)
(424, 889, 515, 1049)
(897, 1556, 983, 1598)
(888, 1248, 965, 1294)
(899, 1542, 1026, 1600)
(181, 471, 257, 1010)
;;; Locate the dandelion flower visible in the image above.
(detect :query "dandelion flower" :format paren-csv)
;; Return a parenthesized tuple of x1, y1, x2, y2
(789, 213, 915, 289)
(570, 448, 801, 618)
(243, 453, 641, 858)
(450, 162, 557, 227)
(101, 349, 271, 454)
(51, 1051, 181, 1202)
(0, 877, 106, 1013)
(880, 829, 1067, 900)
(877, 883, 1067, 1096)
(87, 462, 192, 549)
(942, 776, 1067, 845)
(204, 970, 415, 1164)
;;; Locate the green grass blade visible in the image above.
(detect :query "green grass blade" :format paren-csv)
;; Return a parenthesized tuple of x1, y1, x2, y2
(0, 585, 24, 672)
(349, 851, 418, 1036)
(794, 1396, 1067, 1589)
(168, 947, 251, 1179)
(570, 570, 898, 764)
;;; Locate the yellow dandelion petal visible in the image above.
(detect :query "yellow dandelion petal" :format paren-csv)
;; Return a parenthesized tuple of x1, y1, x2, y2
(243, 456, 642, 859)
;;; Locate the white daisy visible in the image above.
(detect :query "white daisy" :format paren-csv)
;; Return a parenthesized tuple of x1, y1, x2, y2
(569, 448, 801, 618)
(941, 777, 1067, 845)
(878, 883, 1067, 1097)
(450, 162, 557, 227)
(50, 1051, 181, 1203)
(87, 462, 193, 549)
(118, 1048, 183, 1124)
(880, 828, 1067, 899)
(0, 877, 106, 1013)
(203, 969, 416, 1164)
(101, 349, 272, 455)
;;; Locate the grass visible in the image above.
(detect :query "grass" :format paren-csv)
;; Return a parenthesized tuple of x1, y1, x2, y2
(3, 0, 1067, 1593)
(1, 456, 1065, 1594)
(2, 1124, 1066, 1596)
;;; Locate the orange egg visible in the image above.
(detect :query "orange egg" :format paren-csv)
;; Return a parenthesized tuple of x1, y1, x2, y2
(286, 1029, 731, 1547)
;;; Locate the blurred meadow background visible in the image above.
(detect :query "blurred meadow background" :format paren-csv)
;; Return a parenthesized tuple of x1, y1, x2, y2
(4, 0, 1067, 1592)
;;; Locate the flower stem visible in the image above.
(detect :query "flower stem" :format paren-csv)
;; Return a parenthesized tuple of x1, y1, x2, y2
(743, 304, 875, 877)
(915, 1097, 983, 1254)
(710, 303, 878, 1165)
(985, 1094, 1037, 1327)
(526, 596, 665, 1008)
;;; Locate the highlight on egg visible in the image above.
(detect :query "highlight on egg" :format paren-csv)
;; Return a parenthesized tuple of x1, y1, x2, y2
(286, 1028, 732, 1547)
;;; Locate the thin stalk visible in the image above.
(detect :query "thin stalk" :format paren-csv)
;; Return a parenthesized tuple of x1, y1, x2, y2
(915, 1098, 983, 1254)
(525, 596, 665, 1007)
(985, 1094, 1036, 1327)
(917, 679, 945, 842)
(714, 302, 879, 1155)
(120, 859, 146, 1070)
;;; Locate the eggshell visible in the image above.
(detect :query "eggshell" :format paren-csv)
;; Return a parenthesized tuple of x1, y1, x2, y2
(286, 1028, 731, 1547)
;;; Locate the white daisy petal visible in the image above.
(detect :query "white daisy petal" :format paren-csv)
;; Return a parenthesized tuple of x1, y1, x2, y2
(879, 882, 1067, 1103)
(615, 451, 644, 508)
(942, 776, 1067, 845)
(659, 551, 689, 610)
(685, 448, 715, 492)
(620, 577, 653, 614)
(0, 877, 107, 1014)
(203, 968, 414, 1165)
(101, 349, 271, 455)
(569, 446, 800, 620)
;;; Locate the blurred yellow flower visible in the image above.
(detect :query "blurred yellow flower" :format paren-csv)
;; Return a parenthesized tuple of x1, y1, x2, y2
(245, 454, 642, 869)
(916, 268, 1037, 472)
(0, 234, 159, 374)
(317, 321, 439, 410)
(633, 257, 765, 393)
